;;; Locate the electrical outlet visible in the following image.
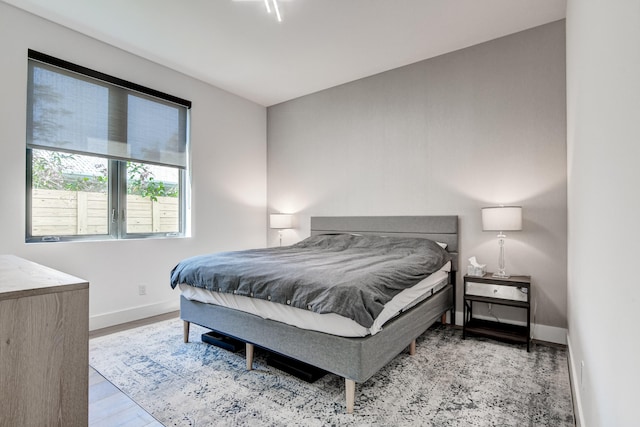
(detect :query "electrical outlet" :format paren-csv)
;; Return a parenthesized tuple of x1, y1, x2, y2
(138, 284, 147, 295)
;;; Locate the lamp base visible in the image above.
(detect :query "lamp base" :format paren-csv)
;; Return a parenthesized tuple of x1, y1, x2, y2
(492, 272, 510, 279)
(495, 234, 509, 279)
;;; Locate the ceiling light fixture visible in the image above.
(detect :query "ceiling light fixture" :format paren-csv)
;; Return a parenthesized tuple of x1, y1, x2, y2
(263, 0, 282, 22)
(272, 0, 282, 22)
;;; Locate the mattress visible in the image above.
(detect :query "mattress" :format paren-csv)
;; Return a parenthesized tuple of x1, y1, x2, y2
(179, 261, 451, 337)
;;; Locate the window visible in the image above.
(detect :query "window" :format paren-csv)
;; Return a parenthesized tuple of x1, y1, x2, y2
(26, 50, 191, 242)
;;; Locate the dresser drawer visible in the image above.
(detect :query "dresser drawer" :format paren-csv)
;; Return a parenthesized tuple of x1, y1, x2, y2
(465, 281, 528, 302)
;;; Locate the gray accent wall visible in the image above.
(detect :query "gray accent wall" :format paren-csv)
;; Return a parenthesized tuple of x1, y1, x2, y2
(267, 21, 567, 334)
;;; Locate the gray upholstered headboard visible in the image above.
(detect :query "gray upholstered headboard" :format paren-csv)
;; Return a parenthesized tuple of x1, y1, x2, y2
(310, 216, 459, 271)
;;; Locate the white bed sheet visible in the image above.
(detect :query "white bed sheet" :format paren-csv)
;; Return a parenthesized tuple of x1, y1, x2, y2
(180, 261, 451, 338)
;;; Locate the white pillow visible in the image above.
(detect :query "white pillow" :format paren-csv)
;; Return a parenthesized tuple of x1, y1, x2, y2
(436, 241, 448, 249)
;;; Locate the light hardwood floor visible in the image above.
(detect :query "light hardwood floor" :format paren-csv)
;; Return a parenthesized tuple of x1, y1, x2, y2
(89, 367, 161, 427)
(89, 312, 179, 427)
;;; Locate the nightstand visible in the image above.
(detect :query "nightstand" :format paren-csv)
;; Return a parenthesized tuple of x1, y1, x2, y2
(463, 273, 531, 351)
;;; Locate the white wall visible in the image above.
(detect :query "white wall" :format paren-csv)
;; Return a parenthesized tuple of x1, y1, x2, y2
(566, 1, 640, 425)
(268, 21, 567, 342)
(0, 3, 267, 330)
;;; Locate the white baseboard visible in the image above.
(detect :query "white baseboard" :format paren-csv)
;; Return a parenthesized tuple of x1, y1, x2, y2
(532, 323, 567, 345)
(452, 310, 567, 345)
(567, 335, 585, 427)
(90, 299, 180, 331)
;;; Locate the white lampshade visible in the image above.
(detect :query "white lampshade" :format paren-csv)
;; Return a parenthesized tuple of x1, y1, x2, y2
(482, 206, 522, 231)
(269, 214, 293, 229)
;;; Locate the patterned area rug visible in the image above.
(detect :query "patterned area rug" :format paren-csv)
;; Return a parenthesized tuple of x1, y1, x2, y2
(89, 319, 574, 426)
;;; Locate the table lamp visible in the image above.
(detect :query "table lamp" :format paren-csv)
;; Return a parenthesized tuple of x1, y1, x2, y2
(482, 206, 522, 278)
(269, 213, 293, 246)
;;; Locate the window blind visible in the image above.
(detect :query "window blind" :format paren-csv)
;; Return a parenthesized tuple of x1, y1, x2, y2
(26, 51, 190, 169)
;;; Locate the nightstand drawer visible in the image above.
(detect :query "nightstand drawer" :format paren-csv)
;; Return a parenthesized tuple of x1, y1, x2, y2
(465, 281, 528, 302)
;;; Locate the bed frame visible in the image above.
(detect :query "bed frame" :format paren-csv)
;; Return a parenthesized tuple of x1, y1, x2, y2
(181, 215, 458, 413)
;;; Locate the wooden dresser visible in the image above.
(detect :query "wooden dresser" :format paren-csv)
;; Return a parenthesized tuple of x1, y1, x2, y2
(0, 255, 89, 426)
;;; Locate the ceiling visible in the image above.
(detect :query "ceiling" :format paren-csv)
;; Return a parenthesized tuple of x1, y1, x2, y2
(2, 0, 566, 106)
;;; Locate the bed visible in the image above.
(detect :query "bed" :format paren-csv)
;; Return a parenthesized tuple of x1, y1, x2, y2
(174, 215, 458, 413)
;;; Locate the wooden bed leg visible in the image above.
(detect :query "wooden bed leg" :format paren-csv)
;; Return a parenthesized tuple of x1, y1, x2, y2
(183, 321, 190, 343)
(246, 343, 254, 371)
(441, 313, 447, 324)
(409, 339, 416, 356)
(345, 379, 355, 414)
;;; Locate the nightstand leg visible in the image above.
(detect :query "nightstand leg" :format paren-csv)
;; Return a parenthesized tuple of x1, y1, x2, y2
(527, 305, 531, 352)
(462, 300, 471, 339)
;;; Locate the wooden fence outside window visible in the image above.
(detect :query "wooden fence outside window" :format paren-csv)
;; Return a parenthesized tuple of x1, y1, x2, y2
(31, 189, 179, 236)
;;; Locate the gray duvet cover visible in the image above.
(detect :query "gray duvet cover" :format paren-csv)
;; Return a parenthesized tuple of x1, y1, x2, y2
(170, 233, 450, 328)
